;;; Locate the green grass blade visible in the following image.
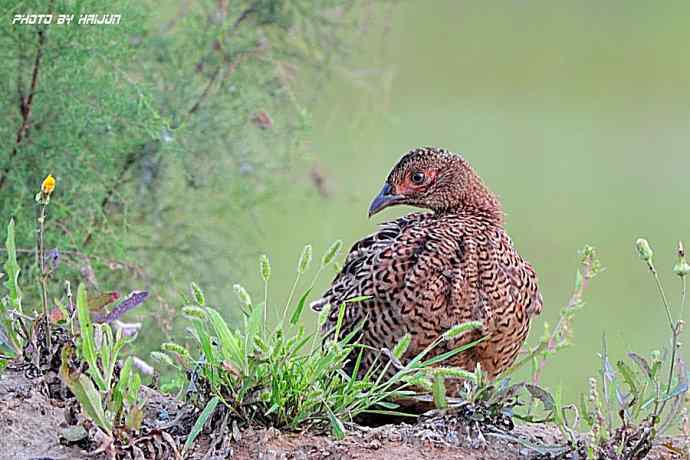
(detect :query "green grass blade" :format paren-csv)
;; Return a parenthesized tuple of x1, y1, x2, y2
(289, 288, 312, 325)
(183, 396, 220, 455)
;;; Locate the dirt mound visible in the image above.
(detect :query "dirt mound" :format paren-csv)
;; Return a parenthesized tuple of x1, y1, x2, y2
(0, 369, 686, 459)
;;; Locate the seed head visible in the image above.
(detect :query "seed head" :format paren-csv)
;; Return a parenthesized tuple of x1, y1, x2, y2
(635, 238, 654, 262)
(443, 321, 483, 340)
(259, 255, 271, 282)
(191, 282, 205, 306)
(298, 244, 312, 274)
(674, 241, 690, 278)
(233, 284, 252, 306)
(322, 240, 342, 266)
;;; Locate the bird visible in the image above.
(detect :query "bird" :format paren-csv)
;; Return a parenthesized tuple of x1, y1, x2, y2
(310, 147, 543, 384)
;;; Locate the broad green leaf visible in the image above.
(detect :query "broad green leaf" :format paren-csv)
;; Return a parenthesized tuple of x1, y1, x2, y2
(206, 308, 242, 364)
(77, 374, 112, 434)
(59, 345, 111, 434)
(76, 284, 106, 390)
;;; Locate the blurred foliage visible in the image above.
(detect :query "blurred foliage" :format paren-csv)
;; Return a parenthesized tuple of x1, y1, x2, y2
(0, 0, 393, 343)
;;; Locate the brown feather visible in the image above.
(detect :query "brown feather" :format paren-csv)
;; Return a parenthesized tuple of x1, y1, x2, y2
(311, 147, 543, 383)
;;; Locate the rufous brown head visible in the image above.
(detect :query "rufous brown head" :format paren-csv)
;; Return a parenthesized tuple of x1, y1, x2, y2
(368, 147, 502, 221)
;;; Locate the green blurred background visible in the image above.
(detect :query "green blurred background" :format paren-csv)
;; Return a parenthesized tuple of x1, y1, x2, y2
(244, 1, 690, 401)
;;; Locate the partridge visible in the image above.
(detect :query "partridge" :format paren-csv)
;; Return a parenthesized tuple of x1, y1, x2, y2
(311, 147, 543, 381)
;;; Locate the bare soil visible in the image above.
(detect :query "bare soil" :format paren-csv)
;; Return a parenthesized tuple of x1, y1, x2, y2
(0, 369, 686, 460)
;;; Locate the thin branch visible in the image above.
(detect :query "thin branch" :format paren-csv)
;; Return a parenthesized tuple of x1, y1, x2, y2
(193, 4, 256, 75)
(82, 150, 139, 247)
(0, 6, 53, 191)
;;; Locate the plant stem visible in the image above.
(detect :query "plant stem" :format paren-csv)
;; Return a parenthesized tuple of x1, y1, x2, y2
(36, 201, 51, 348)
(282, 273, 301, 322)
(649, 265, 675, 332)
(263, 279, 268, 334)
(647, 261, 681, 418)
(681, 276, 687, 323)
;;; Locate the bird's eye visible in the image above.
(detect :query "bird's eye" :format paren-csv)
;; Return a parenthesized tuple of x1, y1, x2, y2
(411, 171, 425, 185)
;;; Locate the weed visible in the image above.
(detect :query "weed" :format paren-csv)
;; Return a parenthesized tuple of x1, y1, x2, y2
(577, 238, 690, 458)
(157, 244, 484, 448)
(0, 178, 154, 456)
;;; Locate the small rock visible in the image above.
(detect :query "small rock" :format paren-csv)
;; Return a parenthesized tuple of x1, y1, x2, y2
(59, 425, 88, 445)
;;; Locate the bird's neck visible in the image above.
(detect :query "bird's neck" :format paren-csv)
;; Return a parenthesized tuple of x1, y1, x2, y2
(444, 166, 504, 224)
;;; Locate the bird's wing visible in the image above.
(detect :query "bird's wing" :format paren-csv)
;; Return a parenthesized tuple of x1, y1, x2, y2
(310, 212, 428, 311)
(310, 212, 464, 341)
(482, 228, 543, 324)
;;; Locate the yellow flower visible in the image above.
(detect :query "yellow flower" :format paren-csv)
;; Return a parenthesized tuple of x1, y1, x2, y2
(41, 174, 56, 195)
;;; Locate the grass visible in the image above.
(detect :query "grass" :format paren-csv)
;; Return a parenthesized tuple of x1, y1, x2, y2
(573, 238, 690, 458)
(156, 245, 485, 443)
(1, 176, 689, 459)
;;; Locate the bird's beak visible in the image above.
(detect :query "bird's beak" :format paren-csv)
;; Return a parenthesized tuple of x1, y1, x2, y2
(368, 183, 404, 218)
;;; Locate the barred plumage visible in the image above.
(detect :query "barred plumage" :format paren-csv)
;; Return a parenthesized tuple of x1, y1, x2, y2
(311, 147, 543, 382)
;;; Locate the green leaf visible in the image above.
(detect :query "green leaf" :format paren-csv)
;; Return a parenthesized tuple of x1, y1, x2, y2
(343, 295, 371, 304)
(182, 305, 208, 320)
(327, 410, 345, 440)
(289, 288, 312, 325)
(76, 284, 106, 390)
(128, 372, 142, 403)
(206, 308, 242, 365)
(419, 336, 486, 367)
(59, 345, 112, 434)
(77, 374, 111, 433)
(616, 359, 639, 397)
(112, 356, 133, 417)
(334, 303, 346, 339)
(525, 384, 555, 411)
(183, 396, 220, 455)
(579, 392, 594, 427)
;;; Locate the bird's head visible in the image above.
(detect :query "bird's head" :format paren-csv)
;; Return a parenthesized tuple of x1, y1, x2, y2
(368, 147, 503, 221)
